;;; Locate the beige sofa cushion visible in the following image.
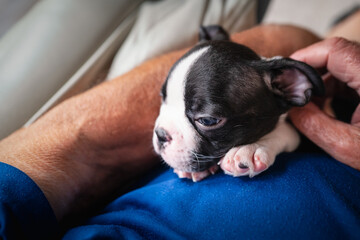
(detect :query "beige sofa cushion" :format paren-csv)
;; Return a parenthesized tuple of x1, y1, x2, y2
(0, 0, 142, 139)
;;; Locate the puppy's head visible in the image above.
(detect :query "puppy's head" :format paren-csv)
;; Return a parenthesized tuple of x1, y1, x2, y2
(153, 26, 324, 172)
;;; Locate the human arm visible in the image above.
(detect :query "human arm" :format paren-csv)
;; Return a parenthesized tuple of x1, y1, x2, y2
(0, 25, 320, 237)
(0, 49, 185, 222)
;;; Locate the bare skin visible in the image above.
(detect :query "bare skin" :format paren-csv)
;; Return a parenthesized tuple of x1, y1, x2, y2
(0, 25, 320, 222)
(289, 37, 360, 171)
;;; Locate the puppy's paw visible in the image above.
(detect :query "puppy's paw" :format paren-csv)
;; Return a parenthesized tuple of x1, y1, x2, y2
(174, 165, 219, 182)
(219, 143, 275, 177)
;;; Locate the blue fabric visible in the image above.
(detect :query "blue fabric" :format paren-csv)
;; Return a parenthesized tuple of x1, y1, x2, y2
(0, 162, 59, 239)
(63, 153, 360, 240)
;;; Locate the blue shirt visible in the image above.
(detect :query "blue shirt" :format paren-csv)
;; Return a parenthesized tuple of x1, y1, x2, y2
(1, 153, 360, 239)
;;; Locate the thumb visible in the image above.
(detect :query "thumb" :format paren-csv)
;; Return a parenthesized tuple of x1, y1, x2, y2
(289, 102, 360, 170)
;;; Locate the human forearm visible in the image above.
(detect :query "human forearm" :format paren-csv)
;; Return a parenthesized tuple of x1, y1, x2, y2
(0, 24, 321, 221)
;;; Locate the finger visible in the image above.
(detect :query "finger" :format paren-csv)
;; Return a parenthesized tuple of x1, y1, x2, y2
(351, 104, 360, 125)
(290, 40, 332, 68)
(289, 103, 360, 170)
(291, 37, 360, 94)
(322, 73, 359, 99)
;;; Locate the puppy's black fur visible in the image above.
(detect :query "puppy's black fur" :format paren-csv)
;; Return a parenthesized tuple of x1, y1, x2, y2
(161, 26, 324, 171)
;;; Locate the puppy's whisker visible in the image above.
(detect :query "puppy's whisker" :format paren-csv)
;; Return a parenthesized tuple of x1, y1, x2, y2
(195, 155, 222, 159)
(193, 158, 215, 163)
(190, 151, 223, 163)
(191, 151, 223, 158)
(193, 151, 200, 163)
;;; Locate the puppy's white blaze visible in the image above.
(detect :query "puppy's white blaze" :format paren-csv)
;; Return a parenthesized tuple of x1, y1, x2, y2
(165, 47, 209, 108)
(155, 47, 210, 171)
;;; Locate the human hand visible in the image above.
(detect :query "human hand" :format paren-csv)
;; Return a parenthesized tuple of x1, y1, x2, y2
(289, 37, 360, 170)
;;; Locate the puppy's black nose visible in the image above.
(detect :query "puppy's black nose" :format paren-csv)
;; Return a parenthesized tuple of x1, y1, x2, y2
(155, 128, 172, 145)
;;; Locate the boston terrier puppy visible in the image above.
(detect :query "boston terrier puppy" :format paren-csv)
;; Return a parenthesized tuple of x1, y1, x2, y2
(153, 26, 324, 182)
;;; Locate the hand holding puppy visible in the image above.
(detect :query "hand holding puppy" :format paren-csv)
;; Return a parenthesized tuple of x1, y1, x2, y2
(289, 37, 360, 170)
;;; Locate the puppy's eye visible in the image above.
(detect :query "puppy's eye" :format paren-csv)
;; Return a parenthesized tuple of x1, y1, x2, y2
(194, 116, 226, 130)
(197, 117, 220, 126)
(195, 116, 228, 132)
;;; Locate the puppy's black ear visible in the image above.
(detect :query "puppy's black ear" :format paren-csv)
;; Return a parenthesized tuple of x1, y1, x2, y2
(258, 57, 325, 107)
(199, 25, 229, 42)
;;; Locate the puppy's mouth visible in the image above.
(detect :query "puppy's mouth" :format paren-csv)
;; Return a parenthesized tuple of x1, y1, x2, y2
(188, 161, 217, 172)
(153, 126, 225, 172)
(188, 152, 223, 172)
(158, 147, 222, 172)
